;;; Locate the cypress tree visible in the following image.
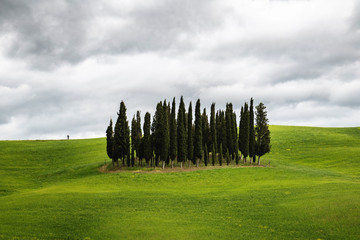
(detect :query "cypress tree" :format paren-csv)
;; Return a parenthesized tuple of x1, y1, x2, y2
(238, 106, 244, 163)
(194, 99, 203, 167)
(210, 103, 217, 153)
(131, 116, 137, 167)
(233, 113, 239, 165)
(177, 96, 186, 168)
(135, 111, 142, 165)
(114, 101, 130, 167)
(249, 98, 256, 163)
(161, 100, 170, 168)
(255, 102, 271, 165)
(212, 144, 216, 166)
(225, 103, 234, 159)
(143, 112, 152, 167)
(187, 102, 194, 166)
(216, 111, 221, 152)
(169, 97, 177, 168)
(202, 108, 210, 150)
(242, 102, 250, 163)
(220, 111, 227, 155)
(219, 143, 223, 166)
(152, 102, 164, 167)
(106, 119, 114, 165)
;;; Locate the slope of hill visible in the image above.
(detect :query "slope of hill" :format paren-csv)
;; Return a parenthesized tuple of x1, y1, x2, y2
(0, 126, 359, 239)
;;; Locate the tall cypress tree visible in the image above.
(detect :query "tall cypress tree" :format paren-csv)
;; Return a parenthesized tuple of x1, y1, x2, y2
(210, 103, 217, 153)
(238, 106, 244, 163)
(233, 113, 239, 165)
(114, 101, 130, 167)
(255, 102, 271, 165)
(143, 112, 152, 167)
(187, 102, 194, 165)
(225, 103, 234, 159)
(161, 100, 170, 168)
(194, 99, 203, 167)
(249, 98, 256, 163)
(131, 116, 137, 167)
(135, 111, 142, 165)
(169, 97, 177, 168)
(202, 108, 210, 149)
(220, 110, 227, 155)
(216, 111, 221, 152)
(177, 96, 186, 168)
(242, 102, 250, 163)
(106, 119, 114, 165)
(152, 102, 164, 167)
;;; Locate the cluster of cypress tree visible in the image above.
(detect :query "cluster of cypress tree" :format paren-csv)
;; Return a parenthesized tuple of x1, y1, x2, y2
(106, 97, 270, 168)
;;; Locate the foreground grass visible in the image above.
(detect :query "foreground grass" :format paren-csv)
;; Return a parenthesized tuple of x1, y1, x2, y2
(0, 126, 359, 239)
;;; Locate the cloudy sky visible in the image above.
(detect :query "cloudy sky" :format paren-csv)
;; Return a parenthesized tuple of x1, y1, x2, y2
(0, 0, 359, 140)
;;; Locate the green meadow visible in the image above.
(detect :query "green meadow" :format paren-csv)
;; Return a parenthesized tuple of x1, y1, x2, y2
(0, 126, 359, 239)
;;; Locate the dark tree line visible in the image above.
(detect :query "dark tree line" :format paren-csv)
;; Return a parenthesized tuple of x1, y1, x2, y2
(106, 97, 270, 168)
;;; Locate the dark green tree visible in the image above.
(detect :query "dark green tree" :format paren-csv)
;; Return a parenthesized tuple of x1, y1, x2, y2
(169, 97, 177, 168)
(161, 100, 170, 168)
(177, 96, 186, 168)
(143, 112, 152, 167)
(202, 108, 210, 149)
(152, 102, 164, 167)
(238, 106, 244, 163)
(219, 143, 223, 166)
(220, 111, 227, 155)
(114, 101, 130, 167)
(194, 99, 203, 167)
(242, 102, 250, 163)
(233, 113, 239, 165)
(212, 144, 216, 166)
(210, 103, 217, 153)
(135, 111, 142, 165)
(131, 116, 137, 167)
(249, 98, 256, 163)
(225, 103, 234, 160)
(187, 102, 194, 166)
(255, 102, 271, 165)
(106, 119, 114, 165)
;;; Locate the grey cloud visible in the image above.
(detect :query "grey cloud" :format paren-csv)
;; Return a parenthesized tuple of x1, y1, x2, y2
(206, 28, 360, 85)
(0, 0, 223, 70)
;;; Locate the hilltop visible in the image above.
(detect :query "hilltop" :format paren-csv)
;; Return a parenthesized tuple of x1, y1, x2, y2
(0, 126, 359, 239)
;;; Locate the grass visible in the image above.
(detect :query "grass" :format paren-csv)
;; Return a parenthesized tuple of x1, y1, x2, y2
(0, 126, 359, 239)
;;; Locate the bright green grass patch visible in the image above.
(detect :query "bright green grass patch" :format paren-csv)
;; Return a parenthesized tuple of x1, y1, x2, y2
(0, 126, 359, 239)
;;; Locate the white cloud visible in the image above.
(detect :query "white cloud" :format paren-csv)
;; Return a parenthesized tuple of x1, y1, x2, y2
(0, 0, 359, 139)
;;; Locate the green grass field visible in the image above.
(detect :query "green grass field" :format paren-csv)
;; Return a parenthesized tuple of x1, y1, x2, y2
(0, 126, 359, 239)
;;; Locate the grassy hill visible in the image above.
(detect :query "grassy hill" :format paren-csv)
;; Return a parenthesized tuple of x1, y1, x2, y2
(0, 126, 359, 239)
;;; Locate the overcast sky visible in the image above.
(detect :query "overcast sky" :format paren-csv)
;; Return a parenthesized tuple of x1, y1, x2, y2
(0, 0, 359, 140)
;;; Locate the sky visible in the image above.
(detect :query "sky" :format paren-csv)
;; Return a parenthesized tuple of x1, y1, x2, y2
(0, 0, 359, 140)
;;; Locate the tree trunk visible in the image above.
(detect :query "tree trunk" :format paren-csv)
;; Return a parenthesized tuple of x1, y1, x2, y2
(196, 159, 199, 168)
(258, 156, 261, 165)
(180, 162, 183, 168)
(162, 160, 165, 169)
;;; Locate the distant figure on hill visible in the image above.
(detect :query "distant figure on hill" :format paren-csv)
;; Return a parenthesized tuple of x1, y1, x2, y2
(67, 135, 69, 140)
